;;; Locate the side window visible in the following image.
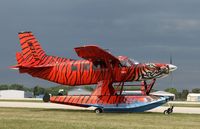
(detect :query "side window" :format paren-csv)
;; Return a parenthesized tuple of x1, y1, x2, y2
(71, 64, 77, 71)
(120, 60, 131, 67)
(92, 63, 100, 70)
(83, 64, 90, 70)
(92, 60, 107, 70)
(109, 60, 118, 68)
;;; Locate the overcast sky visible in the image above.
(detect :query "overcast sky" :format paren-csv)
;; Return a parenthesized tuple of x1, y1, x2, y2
(0, 0, 200, 90)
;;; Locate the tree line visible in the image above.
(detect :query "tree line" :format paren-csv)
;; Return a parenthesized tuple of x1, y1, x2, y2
(0, 84, 199, 100)
(165, 87, 200, 100)
(0, 84, 94, 96)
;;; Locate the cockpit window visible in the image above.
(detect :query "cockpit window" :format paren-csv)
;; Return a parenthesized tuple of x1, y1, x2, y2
(118, 56, 139, 67)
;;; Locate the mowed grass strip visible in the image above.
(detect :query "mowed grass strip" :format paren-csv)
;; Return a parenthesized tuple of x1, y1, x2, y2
(0, 107, 200, 129)
(0, 99, 43, 103)
(163, 103, 200, 108)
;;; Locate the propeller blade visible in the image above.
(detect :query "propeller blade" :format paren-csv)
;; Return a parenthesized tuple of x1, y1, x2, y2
(170, 54, 172, 64)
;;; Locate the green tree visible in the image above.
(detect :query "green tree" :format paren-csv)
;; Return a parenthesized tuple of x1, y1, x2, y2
(0, 84, 9, 90)
(176, 92, 182, 100)
(33, 86, 45, 96)
(46, 85, 71, 96)
(192, 88, 200, 93)
(181, 89, 189, 100)
(165, 87, 177, 95)
(9, 84, 24, 90)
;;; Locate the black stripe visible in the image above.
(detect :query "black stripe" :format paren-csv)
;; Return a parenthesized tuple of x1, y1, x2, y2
(132, 65, 137, 81)
(22, 45, 30, 51)
(48, 57, 55, 64)
(49, 67, 56, 81)
(73, 63, 78, 85)
(62, 97, 67, 103)
(65, 64, 69, 83)
(52, 64, 59, 83)
(21, 38, 35, 46)
(23, 53, 32, 60)
(85, 96, 91, 104)
(97, 96, 102, 104)
(76, 96, 82, 103)
(67, 96, 72, 104)
(40, 56, 49, 64)
(60, 64, 66, 83)
(106, 95, 111, 103)
(55, 63, 61, 83)
(69, 97, 75, 104)
(18, 31, 32, 34)
(19, 34, 33, 40)
(80, 96, 85, 104)
(67, 61, 75, 84)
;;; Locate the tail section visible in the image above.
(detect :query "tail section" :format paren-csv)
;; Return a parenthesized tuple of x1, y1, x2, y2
(11, 31, 73, 84)
(16, 52, 24, 65)
(17, 31, 46, 66)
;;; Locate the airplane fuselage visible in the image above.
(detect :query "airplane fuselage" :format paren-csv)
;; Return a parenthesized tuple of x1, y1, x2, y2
(18, 55, 174, 86)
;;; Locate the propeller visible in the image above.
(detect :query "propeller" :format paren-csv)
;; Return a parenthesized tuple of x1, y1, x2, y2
(170, 54, 172, 64)
(169, 53, 174, 87)
(168, 54, 177, 72)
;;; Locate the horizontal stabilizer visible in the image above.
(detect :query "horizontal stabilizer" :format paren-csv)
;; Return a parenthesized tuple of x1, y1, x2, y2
(10, 64, 54, 69)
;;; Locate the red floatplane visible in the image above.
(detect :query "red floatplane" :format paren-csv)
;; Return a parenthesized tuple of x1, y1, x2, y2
(11, 32, 177, 113)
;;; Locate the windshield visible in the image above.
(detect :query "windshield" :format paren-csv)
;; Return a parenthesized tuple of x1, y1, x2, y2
(129, 58, 139, 65)
(118, 56, 139, 67)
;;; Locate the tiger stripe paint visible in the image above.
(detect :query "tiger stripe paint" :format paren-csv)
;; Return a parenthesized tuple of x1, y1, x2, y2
(50, 95, 159, 106)
(14, 32, 173, 86)
(11, 31, 177, 112)
(13, 32, 172, 87)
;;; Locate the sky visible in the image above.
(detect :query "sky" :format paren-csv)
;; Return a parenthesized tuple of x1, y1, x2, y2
(0, 0, 200, 91)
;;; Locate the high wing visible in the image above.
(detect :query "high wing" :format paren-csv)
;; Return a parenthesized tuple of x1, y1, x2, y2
(75, 45, 119, 96)
(74, 45, 120, 64)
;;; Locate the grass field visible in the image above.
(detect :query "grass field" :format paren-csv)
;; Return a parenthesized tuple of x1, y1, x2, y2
(0, 99, 43, 103)
(163, 103, 200, 108)
(0, 108, 199, 129)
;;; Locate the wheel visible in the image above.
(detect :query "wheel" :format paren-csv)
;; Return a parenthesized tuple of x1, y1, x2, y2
(95, 108, 103, 114)
(164, 110, 169, 115)
(43, 93, 50, 102)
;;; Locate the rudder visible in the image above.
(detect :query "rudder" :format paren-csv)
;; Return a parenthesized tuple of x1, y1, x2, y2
(18, 31, 46, 65)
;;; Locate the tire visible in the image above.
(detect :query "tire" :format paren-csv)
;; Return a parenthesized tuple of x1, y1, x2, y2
(164, 110, 169, 115)
(43, 93, 50, 102)
(95, 108, 103, 114)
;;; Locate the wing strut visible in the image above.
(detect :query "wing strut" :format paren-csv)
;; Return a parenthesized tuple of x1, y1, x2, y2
(118, 82, 124, 96)
(141, 79, 156, 95)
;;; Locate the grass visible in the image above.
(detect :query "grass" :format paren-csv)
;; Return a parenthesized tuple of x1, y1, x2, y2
(163, 103, 200, 108)
(0, 99, 43, 103)
(0, 108, 200, 129)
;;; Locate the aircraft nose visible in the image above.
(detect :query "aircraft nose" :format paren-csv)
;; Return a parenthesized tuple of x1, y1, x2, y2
(168, 64, 177, 72)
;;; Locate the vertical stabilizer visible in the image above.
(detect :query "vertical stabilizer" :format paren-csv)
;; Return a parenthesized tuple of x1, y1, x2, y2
(17, 31, 46, 66)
